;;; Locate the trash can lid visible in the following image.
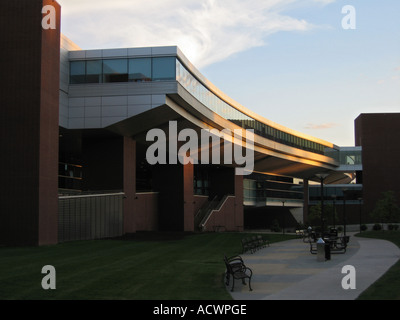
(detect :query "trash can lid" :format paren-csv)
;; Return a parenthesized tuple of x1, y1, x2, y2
(317, 238, 325, 244)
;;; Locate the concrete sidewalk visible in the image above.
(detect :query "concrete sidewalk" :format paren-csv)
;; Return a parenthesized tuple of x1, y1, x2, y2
(229, 234, 400, 300)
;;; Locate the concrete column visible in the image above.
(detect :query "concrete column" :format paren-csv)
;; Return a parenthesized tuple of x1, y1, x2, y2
(123, 137, 137, 234)
(234, 174, 244, 231)
(153, 163, 194, 232)
(183, 163, 194, 232)
(303, 179, 309, 225)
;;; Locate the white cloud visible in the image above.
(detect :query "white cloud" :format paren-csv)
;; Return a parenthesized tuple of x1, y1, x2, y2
(312, 0, 336, 4)
(57, 0, 333, 68)
(304, 122, 339, 130)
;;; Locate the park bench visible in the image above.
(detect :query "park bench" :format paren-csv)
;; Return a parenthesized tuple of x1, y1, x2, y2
(303, 231, 318, 243)
(309, 236, 350, 254)
(223, 255, 253, 292)
(256, 235, 270, 248)
(241, 235, 270, 254)
(330, 236, 349, 253)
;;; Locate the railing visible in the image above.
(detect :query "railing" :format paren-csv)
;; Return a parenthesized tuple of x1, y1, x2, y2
(58, 192, 124, 243)
(199, 195, 231, 231)
(194, 195, 218, 230)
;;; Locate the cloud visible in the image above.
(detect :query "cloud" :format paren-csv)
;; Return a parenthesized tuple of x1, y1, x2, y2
(312, 0, 336, 4)
(304, 122, 339, 130)
(57, 0, 333, 68)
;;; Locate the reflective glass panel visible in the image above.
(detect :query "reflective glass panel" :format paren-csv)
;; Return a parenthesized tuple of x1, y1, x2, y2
(70, 61, 86, 84)
(175, 58, 327, 155)
(129, 58, 151, 82)
(152, 57, 176, 81)
(103, 59, 128, 82)
(86, 60, 102, 83)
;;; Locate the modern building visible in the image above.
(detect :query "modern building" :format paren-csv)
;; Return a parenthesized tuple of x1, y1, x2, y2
(2, 1, 397, 247)
(355, 113, 400, 216)
(58, 37, 347, 238)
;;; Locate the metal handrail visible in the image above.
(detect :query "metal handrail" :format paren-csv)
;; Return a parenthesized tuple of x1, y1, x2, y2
(200, 195, 233, 230)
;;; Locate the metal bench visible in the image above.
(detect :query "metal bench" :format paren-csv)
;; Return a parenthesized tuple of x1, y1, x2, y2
(241, 236, 269, 254)
(256, 235, 270, 248)
(330, 236, 349, 253)
(241, 237, 256, 253)
(309, 236, 349, 254)
(224, 255, 253, 292)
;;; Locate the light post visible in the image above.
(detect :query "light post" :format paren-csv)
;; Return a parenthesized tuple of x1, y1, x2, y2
(331, 194, 337, 229)
(358, 197, 363, 233)
(316, 173, 329, 235)
(342, 188, 348, 237)
(282, 200, 285, 235)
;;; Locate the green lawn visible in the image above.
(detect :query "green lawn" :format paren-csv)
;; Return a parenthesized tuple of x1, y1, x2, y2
(356, 231, 400, 300)
(3, 231, 398, 300)
(0, 232, 295, 300)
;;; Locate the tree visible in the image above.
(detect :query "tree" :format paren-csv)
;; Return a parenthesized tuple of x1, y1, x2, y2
(371, 191, 400, 228)
(307, 203, 338, 231)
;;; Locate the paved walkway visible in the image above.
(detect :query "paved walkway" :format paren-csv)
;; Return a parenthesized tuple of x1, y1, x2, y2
(229, 234, 400, 300)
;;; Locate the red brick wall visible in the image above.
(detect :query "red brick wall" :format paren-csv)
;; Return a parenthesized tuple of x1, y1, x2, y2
(0, 0, 60, 246)
(134, 193, 159, 231)
(355, 113, 400, 215)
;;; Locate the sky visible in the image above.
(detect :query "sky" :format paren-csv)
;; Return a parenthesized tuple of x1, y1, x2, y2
(57, 0, 400, 146)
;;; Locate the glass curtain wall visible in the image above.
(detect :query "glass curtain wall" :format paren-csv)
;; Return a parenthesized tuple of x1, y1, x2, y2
(70, 56, 328, 156)
(70, 57, 176, 84)
(176, 59, 326, 155)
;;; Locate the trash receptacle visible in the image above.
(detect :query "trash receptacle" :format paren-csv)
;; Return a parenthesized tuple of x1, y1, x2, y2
(317, 238, 325, 262)
(325, 242, 331, 261)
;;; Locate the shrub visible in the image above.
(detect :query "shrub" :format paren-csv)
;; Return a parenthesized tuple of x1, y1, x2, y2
(361, 224, 368, 231)
(271, 219, 281, 232)
(371, 191, 400, 226)
(373, 223, 382, 231)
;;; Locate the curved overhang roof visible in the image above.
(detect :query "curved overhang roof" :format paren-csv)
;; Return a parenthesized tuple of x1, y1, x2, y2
(109, 90, 341, 180)
(176, 47, 338, 150)
(88, 45, 344, 180)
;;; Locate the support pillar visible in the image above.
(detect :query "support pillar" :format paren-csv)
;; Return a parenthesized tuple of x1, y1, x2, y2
(303, 179, 309, 225)
(153, 163, 194, 232)
(123, 137, 137, 234)
(234, 174, 244, 231)
(0, 0, 61, 246)
(183, 163, 194, 232)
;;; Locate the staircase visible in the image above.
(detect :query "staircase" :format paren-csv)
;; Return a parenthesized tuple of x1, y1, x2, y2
(194, 195, 218, 231)
(194, 195, 230, 231)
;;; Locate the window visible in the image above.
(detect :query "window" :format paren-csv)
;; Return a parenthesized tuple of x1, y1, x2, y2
(152, 57, 176, 81)
(194, 166, 210, 196)
(70, 61, 86, 84)
(129, 58, 151, 82)
(103, 59, 128, 83)
(86, 60, 102, 83)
